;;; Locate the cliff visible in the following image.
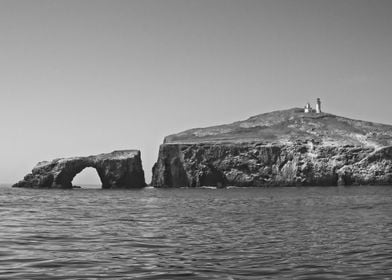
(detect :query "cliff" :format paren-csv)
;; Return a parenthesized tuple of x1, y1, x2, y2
(13, 150, 146, 189)
(152, 108, 392, 187)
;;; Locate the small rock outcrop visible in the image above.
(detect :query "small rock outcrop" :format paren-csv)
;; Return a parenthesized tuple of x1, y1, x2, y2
(152, 108, 392, 187)
(13, 150, 146, 189)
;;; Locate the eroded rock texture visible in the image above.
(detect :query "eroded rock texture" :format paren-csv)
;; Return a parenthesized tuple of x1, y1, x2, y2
(13, 150, 146, 189)
(152, 108, 392, 187)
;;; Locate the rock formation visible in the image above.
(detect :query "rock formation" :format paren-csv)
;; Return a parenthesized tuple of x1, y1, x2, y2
(13, 150, 146, 189)
(152, 108, 392, 187)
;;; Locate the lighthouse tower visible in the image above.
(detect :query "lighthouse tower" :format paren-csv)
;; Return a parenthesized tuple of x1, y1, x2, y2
(316, 98, 321, 114)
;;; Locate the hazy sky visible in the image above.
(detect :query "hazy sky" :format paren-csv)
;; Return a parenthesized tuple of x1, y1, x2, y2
(1, 0, 391, 184)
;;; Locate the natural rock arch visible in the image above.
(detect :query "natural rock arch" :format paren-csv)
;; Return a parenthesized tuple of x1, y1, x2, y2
(55, 161, 105, 188)
(13, 150, 146, 189)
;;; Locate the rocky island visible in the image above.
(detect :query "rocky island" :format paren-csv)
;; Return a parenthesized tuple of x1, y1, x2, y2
(152, 107, 392, 187)
(13, 150, 146, 189)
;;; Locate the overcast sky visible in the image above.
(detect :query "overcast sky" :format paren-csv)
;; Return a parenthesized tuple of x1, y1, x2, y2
(1, 0, 391, 184)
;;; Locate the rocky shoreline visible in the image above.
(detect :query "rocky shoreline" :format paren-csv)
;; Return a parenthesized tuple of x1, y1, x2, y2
(151, 142, 392, 187)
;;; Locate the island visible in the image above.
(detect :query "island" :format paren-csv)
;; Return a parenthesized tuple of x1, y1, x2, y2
(13, 150, 146, 189)
(152, 105, 392, 188)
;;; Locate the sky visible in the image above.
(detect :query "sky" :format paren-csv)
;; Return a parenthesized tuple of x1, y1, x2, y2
(0, 0, 391, 184)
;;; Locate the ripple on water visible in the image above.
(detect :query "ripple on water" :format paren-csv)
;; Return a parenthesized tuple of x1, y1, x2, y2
(0, 185, 391, 279)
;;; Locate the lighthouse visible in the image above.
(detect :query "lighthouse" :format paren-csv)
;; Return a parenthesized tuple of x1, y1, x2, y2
(316, 98, 321, 114)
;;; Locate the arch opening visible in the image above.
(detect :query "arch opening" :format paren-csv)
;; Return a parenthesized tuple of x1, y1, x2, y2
(71, 167, 102, 189)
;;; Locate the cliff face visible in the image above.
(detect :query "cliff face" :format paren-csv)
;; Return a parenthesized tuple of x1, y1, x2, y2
(13, 150, 146, 189)
(152, 109, 392, 187)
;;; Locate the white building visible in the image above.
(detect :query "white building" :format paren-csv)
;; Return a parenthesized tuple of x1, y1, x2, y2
(304, 98, 322, 114)
(304, 102, 312, 113)
(316, 98, 321, 113)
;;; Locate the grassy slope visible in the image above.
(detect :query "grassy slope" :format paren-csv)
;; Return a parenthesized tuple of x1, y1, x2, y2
(164, 108, 392, 147)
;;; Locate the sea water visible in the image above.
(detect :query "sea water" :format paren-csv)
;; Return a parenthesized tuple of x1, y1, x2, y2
(0, 185, 391, 279)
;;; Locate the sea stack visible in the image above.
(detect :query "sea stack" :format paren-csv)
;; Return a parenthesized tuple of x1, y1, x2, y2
(152, 108, 392, 187)
(13, 150, 146, 189)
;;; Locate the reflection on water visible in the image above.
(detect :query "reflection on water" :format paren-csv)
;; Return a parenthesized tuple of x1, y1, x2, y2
(0, 185, 391, 279)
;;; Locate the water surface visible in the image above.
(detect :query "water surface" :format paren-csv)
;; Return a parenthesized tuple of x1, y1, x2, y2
(0, 185, 391, 279)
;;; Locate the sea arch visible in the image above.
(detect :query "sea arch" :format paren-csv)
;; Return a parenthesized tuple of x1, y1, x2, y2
(13, 150, 146, 189)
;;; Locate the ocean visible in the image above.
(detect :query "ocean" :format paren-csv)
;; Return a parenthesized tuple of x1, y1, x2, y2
(0, 185, 391, 279)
